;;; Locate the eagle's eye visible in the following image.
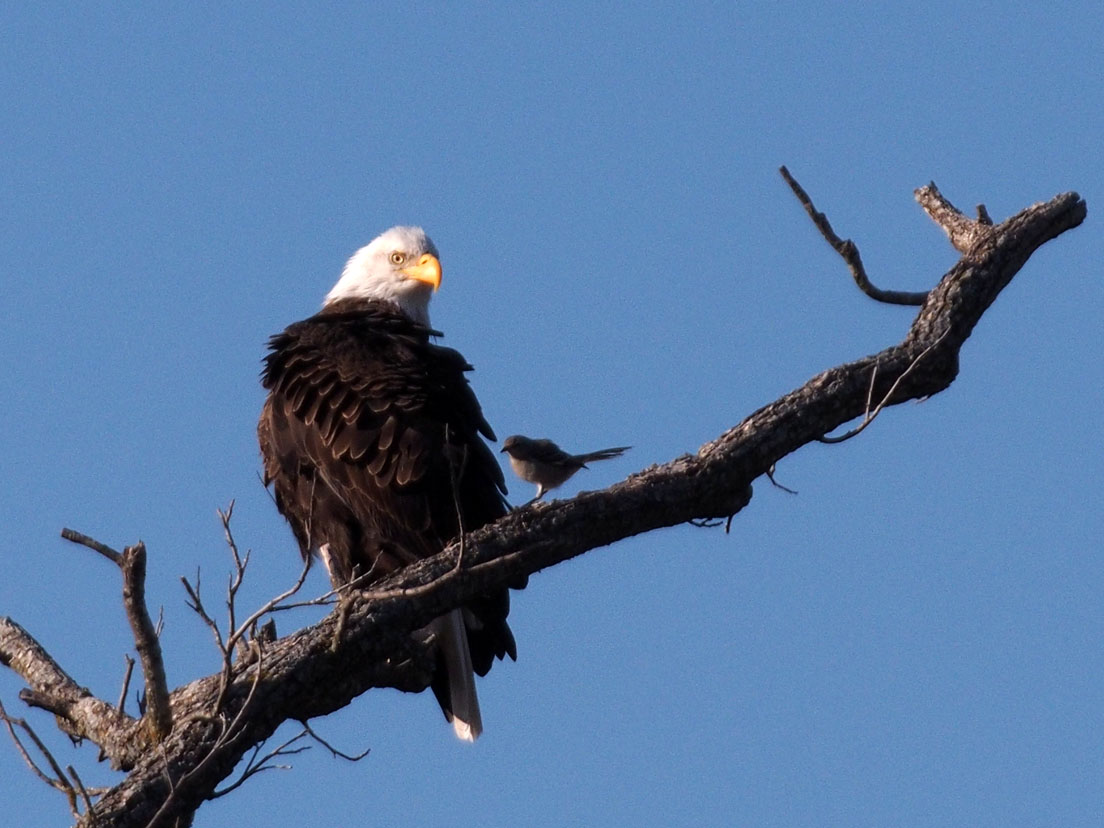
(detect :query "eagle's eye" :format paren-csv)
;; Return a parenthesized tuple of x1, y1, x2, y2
(389, 251, 406, 265)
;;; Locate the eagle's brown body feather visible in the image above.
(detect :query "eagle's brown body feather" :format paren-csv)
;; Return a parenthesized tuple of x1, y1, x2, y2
(258, 296, 518, 721)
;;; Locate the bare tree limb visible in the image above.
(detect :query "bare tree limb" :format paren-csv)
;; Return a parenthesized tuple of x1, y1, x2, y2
(60, 529, 122, 566)
(780, 166, 929, 305)
(915, 182, 992, 252)
(0, 180, 1086, 828)
(0, 617, 143, 768)
(119, 543, 172, 743)
(55, 531, 174, 747)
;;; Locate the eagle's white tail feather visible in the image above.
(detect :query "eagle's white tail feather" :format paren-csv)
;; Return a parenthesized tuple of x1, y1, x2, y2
(432, 610, 482, 742)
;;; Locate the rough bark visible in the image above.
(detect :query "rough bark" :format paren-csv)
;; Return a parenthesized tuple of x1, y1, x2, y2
(0, 179, 1086, 827)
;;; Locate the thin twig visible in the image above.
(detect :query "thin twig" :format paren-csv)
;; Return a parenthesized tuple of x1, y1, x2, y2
(181, 567, 238, 712)
(211, 730, 312, 798)
(765, 464, 798, 495)
(447, 432, 469, 574)
(67, 764, 95, 817)
(780, 166, 928, 306)
(224, 557, 312, 656)
(0, 697, 79, 813)
(219, 501, 245, 573)
(188, 506, 312, 713)
(60, 529, 122, 566)
(116, 655, 135, 715)
(262, 592, 340, 614)
(219, 502, 252, 650)
(864, 362, 879, 412)
(302, 720, 371, 761)
(182, 569, 226, 654)
(818, 331, 950, 444)
(350, 562, 463, 604)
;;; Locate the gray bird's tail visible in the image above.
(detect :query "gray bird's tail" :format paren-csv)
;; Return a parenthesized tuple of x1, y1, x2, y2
(575, 446, 631, 465)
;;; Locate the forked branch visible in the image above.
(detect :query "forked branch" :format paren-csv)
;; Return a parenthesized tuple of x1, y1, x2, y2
(58, 531, 172, 744)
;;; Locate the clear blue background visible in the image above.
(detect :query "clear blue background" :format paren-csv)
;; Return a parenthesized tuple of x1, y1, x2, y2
(1, 3, 1101, 826)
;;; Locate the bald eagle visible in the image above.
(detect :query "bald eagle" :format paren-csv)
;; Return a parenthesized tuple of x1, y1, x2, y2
(258, 226, 517, 741)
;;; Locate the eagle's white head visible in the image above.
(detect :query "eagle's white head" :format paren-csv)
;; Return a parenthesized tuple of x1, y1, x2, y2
(324, 226, 441, 326)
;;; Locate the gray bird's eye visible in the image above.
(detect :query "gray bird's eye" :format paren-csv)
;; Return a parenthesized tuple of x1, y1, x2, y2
(389, 251, 406, 265)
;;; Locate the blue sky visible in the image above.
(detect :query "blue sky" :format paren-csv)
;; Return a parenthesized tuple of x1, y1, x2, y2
(1, 3, 1101, 826)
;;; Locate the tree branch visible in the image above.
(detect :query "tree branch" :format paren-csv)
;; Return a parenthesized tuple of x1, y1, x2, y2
(115, 656, 135, 717)
(119, 543, 173, 743)
(0, 697, 82, 815)
(0, 617, 144, 768)
(58, 530, 173, 747)
(914, 181, 992, 252)
(59, 528, 122, 565)
(780, 165, 929, 305)
(0, 180, 1086, 828)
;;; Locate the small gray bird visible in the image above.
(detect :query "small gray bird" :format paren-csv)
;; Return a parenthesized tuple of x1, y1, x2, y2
(501, 435, 631, 501)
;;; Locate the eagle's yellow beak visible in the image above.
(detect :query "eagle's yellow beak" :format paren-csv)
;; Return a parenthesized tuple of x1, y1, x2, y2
(402, 253, 442, 291)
